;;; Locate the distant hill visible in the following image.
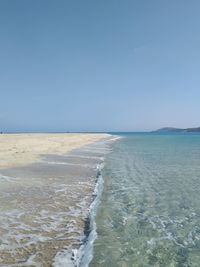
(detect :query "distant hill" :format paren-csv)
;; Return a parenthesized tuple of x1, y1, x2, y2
(154, 127, 200, 133)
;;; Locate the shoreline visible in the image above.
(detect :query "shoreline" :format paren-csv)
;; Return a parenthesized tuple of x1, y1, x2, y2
(52, 163, 104, 267)
(75, 136, 122, 267)
(78, 163, 105, 267)
(0, 134, 119, 266)
(53, 136, 121, 267)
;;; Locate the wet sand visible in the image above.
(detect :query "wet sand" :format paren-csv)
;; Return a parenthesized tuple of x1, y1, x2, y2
(0, 134, 116, 266)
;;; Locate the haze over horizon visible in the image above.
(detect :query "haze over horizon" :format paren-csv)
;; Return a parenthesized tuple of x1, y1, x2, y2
(1, 0, 200, 132)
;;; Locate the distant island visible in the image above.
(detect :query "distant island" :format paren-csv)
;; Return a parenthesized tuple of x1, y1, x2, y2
(154, 127, 200, 133)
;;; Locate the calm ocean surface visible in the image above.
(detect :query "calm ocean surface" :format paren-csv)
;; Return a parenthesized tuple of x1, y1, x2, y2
(90, 133, 200, 267)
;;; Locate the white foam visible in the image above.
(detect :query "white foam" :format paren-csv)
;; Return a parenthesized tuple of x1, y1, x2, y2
(0, 173, 19, 182)
(64, 155, 104, 161)
(47, 161, 95, 168)
(53, 248, 77, 267)
(76, 164, 105, 267)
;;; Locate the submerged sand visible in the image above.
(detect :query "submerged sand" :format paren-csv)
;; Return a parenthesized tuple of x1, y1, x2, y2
(0, 133, 110, 169)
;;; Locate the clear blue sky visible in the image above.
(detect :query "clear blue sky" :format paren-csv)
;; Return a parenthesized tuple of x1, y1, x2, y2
(1, 0, 200, 132)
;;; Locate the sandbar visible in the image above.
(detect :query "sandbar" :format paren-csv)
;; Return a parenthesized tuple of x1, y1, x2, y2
(0, 133, 110, 169)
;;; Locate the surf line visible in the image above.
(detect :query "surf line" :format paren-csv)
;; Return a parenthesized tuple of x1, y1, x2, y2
(76, 163, 104, 267)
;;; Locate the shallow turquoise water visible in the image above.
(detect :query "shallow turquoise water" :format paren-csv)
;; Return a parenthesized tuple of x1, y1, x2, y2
(90, 134, 200, 267)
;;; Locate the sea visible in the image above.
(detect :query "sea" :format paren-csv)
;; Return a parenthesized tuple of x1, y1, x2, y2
(1, 133, 200, 267)
(90, 133, 200, 267)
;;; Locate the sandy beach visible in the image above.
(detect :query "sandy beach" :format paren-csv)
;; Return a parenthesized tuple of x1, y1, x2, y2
(0, 133, 110, 169)
(0, 133, 114, 266)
